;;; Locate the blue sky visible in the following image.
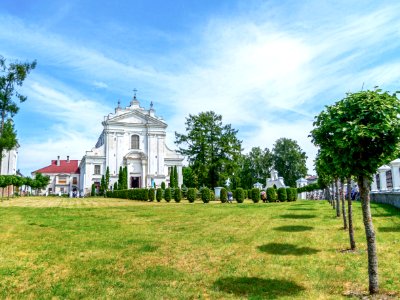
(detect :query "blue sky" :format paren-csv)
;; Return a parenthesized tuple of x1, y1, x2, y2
(1, 0, 400, 176)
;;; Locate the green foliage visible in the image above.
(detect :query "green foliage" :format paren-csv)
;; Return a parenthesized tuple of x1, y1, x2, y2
(100, 175, 106, 196)
(286, 188, 294, 201)
(169, 167, 175, 188)
(277, 187, 287, 202)
(175, 111, 242, 188)
(235, 188, 244, 203)
(272, 138, 308, 187)
(161, 182, 166, 190)
(164, 188, 172, 202)
(210, 190, 215, 201)
(174, 187, 182, 202)
(183, 166, 198, 188)
(107, 189, 149, 201)
(148, 188, 155, 202)
(220, 188, 227, 203)
(266, 187, 277, 202)
(113, 182, 118, 191)
(105, 167, 110, 191)
(156, 188, 163, 202)
(201, 187, 210, 203)
(173, 166, 178, 188)
(187, 188, 196, 203)
(91, 184, 96, 196)
(243, 189, 247, 199)
(297, 183, 321, 193)
(238, 147, 274, 189)
(251, 188, 260, 203)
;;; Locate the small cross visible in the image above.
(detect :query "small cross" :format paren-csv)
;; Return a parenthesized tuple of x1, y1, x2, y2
(150, 101, 153, 109)
(117, 99, 121, 108)
(133, 88, 138, 99)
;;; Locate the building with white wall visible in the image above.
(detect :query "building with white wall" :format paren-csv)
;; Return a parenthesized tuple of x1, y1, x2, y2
(79, 95, 183, 195)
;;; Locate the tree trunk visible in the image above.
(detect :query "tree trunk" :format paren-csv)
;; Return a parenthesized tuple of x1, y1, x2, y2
(347, 177, 356, 250)
(358, 175, 379, 294)
(335, 180, 340, 217)
(340, 179, 348, 229)
(331, 183, 336, 209)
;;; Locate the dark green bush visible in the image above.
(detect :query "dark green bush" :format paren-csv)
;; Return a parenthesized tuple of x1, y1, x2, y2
(220, 188, 227, 203)
(236, 188, 244, 203)
(174, 188, 182, 202)
(148, 188, 155, 202)
(243, 189, 248, 199)
(210, 190, 215, 201)
(156, 188, 163, 202)
(286, 188, 294, 201)
(187, 188, 196, 203)
(251, 188, 260, 203)
(164, 188, 172, 202)
(201, 187, 210, 203)
(161, 182, 166, 190)
(277, 187, 287, 202)
(267, 187, 277, 202)
(291, 188, 298, 201)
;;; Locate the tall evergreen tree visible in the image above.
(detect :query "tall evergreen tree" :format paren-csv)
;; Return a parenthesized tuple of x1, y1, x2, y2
(105, 166, 110, 191)
(169, 167, 175, 187)
(175, 111, 242, 188)
(118, 166, 123, 190)
(173, 165, 178, 188)
(123, 166, 128, 189)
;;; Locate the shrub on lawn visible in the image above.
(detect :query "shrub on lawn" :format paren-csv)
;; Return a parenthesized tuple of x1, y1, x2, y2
(277, 187, 287, 202)
(161, 182, 166, 190)
(164, 188, 172, 202)
(251, 188, 260, 203)
(201, 187, 210, 203)
(220, 188, 227, 203)
(267, 187, 277, 202)
(148, 188, 155, 202)
(210, 190, 215, 201)
(291, 188, 298, 201)
(236, 188, 244, 203)
(156, 188, 163, 202)
(187, 188, 196, 203)
(174, 188, 182, 202)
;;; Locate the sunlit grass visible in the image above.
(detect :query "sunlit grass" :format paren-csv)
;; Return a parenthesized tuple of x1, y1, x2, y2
(0, 197, 399, 299)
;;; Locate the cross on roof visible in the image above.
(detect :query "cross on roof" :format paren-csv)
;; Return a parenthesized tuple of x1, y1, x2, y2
(133, 88, 137, 99)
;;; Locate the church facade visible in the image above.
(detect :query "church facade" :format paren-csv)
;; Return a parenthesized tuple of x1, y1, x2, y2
(79, 95, 183, 195)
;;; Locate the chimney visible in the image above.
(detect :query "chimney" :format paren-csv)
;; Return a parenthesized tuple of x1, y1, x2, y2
(67, 156, 70, 163)
(57, 156, 60, 166)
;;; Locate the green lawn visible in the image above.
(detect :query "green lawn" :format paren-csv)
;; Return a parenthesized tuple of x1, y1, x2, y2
(0, 198, 399, 299)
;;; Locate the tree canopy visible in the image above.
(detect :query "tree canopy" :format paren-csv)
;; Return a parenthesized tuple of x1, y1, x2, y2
(175, 111, 242, 188)
(272, 138, 307, 187)
(238, 147, 273, 189)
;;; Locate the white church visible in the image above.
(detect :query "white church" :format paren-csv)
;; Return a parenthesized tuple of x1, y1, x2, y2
(79, 94, 184, 195)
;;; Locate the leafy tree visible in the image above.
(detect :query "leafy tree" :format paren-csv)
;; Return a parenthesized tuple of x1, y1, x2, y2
(311, 88, 400, 294)
(182, 166, 198, 188)
(175, 111, 242, 188)
(272, 138, 307, 187)
(239, 147, 273, 189)
(0, 56, 36, 171)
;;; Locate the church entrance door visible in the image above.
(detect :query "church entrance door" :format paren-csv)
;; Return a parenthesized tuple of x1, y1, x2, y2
(131, 176, 140, 188)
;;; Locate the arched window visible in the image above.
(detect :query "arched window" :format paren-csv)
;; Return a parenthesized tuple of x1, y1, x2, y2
(131, 135, 139, 149)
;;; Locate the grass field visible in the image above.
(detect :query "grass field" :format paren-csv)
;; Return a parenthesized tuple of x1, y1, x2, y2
(0, 197, 399, 299)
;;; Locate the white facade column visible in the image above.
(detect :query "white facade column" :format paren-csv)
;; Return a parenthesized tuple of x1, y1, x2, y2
(296, 178, 308, 200)
(390, 159, 400, 191)
(371, 174, 378, 193)
(378, 165, 390, 192)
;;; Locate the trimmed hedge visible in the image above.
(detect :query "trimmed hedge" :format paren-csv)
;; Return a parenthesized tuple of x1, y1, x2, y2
(277, 187, 287, 202)
(286, 188, 298, 201)
(236, 188, 244, 203)
(106, 189, 148, 201)
(148, 188, 155, 202)
(251, 188, 260, 203)
(164, 188, 172, 202)
(174, 188, 182, 202)
(187, 188, 196, 203)
(210, 190, 215, 201)
(220, 188, 227, 203)
(156, 188, 163, 202)
(266, 187, 277, 202)
(201, 187, 211, 203)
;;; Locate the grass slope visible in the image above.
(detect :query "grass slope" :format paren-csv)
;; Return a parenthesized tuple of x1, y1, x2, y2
(0, 198, 399, 299)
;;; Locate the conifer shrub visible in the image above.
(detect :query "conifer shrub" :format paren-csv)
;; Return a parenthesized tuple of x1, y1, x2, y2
(164, 188, 172, 202)
(243, 189, 247, 199)
(277, 187, 287, 201)
(267, 187, 277, 202)
(291, 188, 298, 201)
(174, 188, 182, 202)
(236, 188, 244, 203)
(201, 187, 210, 203)
(91, 184, 96, 196)
(161, 182, 166, 190)
(286, 188, 294, 201)
(156, 188, 163, 202)
(113, 182, 118, 191)
(148, 188, 155, 202)
(220, 188, 227, 203)
(187, 188, 196, 203)
(210, 190, 215, 201)
(251, 188, 260, 203)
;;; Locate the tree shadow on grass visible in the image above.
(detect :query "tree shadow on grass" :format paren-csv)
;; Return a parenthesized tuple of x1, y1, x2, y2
(274, 225, 314, 232)
(258, 243, 319, 256)
(213, 277, 304, 299)
(378, 226, 400, 232)
(287, 207, 317, 211)
(279, 214, 317, 219)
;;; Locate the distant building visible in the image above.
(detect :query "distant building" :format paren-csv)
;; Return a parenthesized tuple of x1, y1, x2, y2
(32, 156, 80, 195)
(79, 94, 184, 195)
(266, 169, 286, 189)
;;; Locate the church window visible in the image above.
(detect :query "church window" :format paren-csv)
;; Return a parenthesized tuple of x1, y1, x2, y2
(72, 177, 78, 184)
(94, 165, 101, 175)
(131, 135, 140, 149)
(58, 176, 67, 184)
